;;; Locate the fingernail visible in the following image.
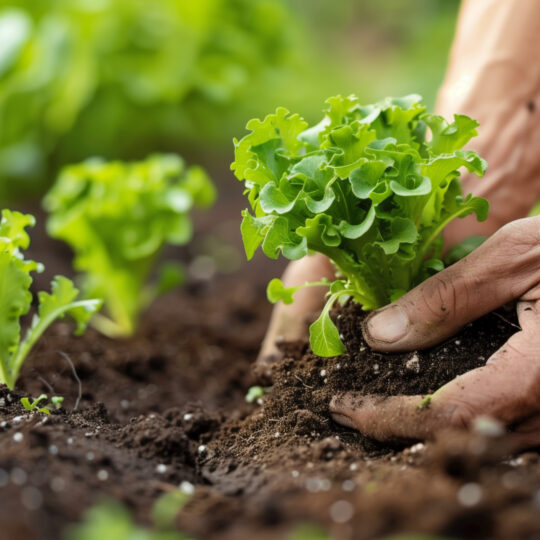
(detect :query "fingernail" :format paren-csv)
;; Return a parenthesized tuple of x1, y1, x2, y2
(331, 412, 356, 429)
(366, 305, 409, 343)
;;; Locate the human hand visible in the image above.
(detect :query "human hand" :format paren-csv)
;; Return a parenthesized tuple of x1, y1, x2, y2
(330, 217, 540, 449)
(257, 253, 335, 366)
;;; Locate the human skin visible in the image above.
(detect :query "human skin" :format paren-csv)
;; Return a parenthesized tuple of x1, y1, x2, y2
(260, 0, 540, 446)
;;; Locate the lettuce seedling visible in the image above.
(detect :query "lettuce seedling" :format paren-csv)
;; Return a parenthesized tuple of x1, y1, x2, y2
(232, 95, 488, 357)
(20, 394, 64, 415)
(44, 154, 216, 337)
(0, 210, 101, 389)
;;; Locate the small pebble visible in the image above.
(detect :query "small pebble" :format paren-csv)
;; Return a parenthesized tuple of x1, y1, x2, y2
(86, 452, 95, 461)
(11, 468, 27, 486)
(405, 354, 420, 373)
(274, 432, 280, 438)
(291, 470, 299, 478)
(13, 432, 23, 443)
(156, 464, 167, 474)
(472, 416, 504, 437)
(48, 445, 58, 456)
(457, 483, 483, 507)
(320, 369, 326, 377)
(342, 480, 355, 492)
(84, 432, 93, 438)
(409, 442, 425, 454)
(455, 340, 461, 345)
(50, 477, 66, 493)
(349, 463, 358, 471)
(373, 363, 379, 374)
(198, 445, 206, 454)
(0, 421, 7, 428)
(179, 481, 195, 495)
(12, 416, 23, 424)
(183, 413, 193, 421)
(67, 437, 74, 445)
(21, 487, 42, 511)
(0, 398, 5, 407)
(120, 400, 129, 409)
(97, 470, 109, 481)
(330, 500, 354, 523)
(335, 363, 341, 370)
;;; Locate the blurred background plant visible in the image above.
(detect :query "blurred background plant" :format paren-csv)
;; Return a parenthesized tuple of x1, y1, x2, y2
(0, 0, 459, 202)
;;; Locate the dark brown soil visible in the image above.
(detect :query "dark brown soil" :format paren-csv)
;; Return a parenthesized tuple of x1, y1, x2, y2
(0, 228, 539, 539)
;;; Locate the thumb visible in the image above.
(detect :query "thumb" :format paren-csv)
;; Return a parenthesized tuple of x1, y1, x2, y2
(363, 217, 540, 352)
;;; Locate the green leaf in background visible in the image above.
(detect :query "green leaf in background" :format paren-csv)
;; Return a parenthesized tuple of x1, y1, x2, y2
(44, 154, 215, 338)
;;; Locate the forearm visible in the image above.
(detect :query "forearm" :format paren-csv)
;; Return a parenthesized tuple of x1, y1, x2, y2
(438, 0, 540, 244)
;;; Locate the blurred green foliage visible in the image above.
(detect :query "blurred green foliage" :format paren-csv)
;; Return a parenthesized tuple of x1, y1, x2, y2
(0, 0, 459, 200)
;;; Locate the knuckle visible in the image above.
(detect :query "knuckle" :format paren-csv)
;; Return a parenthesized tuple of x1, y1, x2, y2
(496, 217, 540, 251)
(445, 399, 478, 429)
(418, 275, 458, 321)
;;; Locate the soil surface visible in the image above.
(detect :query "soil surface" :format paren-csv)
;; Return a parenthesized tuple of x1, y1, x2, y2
(0, 218, 539, 539)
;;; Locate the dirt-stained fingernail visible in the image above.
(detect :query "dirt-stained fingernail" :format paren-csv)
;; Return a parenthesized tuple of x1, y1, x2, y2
(365, 305, 409, 343)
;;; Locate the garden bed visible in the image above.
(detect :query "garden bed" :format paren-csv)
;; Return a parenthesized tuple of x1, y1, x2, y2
(0, 220, 539, 540)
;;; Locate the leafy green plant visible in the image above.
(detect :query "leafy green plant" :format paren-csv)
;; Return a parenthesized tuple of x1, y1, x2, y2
(44, 154, 215, 338)
(20, 394, 65, 415)
(233, 94, 488, 356)
(67, 497, 194, 540)
(0, 210, 100, 389)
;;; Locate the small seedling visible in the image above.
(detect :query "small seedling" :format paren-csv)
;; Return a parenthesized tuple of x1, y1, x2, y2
(20, 394, 65, 415)
(44, 154, 216, 337)
(245, 385, 271, 404)
(20, 394, 50, 415)
(0, 210, 101, 389)
(233, 95, 488, 356)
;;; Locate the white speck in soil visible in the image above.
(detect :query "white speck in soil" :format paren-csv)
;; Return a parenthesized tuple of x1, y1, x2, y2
(84, 432, 93, 437)
(390, 456, 397, 462)
(183, 413, 193, 421)
(342, 480, 355, 492)
(48, 445, 58, 456)
(323, 378, 328, 384)
(0, 469, 7, 487)
(11, 468, 27, 486)
(509, 457, 524, 467)
(120, 400, 129, 409)
(0, 421, 7, 428)
(373, 363, 379, 374)
(335, 363, 341, 369)
(330, 500, 354, 523)
(409, 442, 425, 453)
(156, 464, 167, 474)
(67, 437, 74, 445)
(86, 452, 95, 461)
(13, 432, 23, 443)
(320, 369, 326, 377)
(50, 477, 66, 493)
(97, 470, 109, 481)
(179, 481, 195, 495)
(198, 445, 206, 454)
(405, 354, 420, 373)
(291, 470, 299, 478)
(478, 356, 485, 361)
(455, 340, 461, 345)
(21, 487, 42, 511)
(6, 394, 12, 402)
(274, 431, 280, 438)
(457, 483, 483, 507)
(349, 463, 358, 471)
(472, 415, 505, 438)
(0, 398, 5, 407)
(13, 416, 23, 423)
